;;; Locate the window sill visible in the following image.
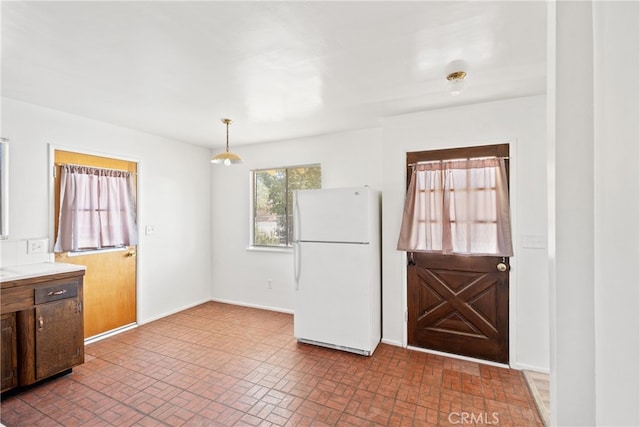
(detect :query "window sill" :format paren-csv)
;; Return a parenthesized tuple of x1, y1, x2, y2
(246, 246, 293, 254)
(65, 247, 128, 257)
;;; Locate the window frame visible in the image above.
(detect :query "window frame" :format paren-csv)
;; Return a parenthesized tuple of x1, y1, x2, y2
(249, 164, 321, 250)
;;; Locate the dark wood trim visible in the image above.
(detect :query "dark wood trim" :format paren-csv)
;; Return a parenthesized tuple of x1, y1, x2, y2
(406, 143, 509, 164)
(405, 143, 510, 190)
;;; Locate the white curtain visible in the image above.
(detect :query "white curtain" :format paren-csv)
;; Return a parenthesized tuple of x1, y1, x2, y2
(54, 165, 138, 252)
(397, 157, 513, 256)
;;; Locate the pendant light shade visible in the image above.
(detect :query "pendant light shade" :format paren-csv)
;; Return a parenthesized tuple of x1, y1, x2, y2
(211, 118, 242, 166)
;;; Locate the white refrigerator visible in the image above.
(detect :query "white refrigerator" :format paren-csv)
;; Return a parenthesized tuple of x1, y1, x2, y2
(293, 186, 381, 356)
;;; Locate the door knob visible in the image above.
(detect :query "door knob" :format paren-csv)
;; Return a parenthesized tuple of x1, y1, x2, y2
(497, 262, 508, 272)
(126, 250, 137, 257)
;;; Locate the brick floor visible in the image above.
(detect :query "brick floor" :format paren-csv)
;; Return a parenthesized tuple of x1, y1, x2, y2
(1, 302, 543, 426)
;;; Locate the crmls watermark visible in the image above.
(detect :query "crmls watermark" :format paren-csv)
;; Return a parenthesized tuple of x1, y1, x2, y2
(448, 411, 500, 425)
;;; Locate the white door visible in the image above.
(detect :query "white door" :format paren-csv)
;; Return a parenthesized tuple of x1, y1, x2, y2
(293, 241, 372, 352)
(294, 187, 371, 243)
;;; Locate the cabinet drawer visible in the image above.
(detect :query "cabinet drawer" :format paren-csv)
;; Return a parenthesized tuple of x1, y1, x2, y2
(34, 282, 78, 304)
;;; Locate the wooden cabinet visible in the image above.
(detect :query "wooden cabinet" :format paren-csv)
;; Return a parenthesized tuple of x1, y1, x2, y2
(1, 313, 17, 391)
(1, 269, 84, 393)
(35, 298, 84, 380)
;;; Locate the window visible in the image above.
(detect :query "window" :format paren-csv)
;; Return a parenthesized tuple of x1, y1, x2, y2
(54, 165, 138, 252)
(253, 165, 321, 247)
(397, 157, 512, 256)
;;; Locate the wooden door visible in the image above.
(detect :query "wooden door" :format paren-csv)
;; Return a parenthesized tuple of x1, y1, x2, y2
(408, 253, 509, 363)
(53, 150, 137, 339)
(406, 144, 510, 363)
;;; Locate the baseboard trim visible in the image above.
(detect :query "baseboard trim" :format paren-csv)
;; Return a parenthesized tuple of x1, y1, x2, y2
(511, 363, 550, 374)
(381, 338, 403, 347)
(210, 297, 294, 315)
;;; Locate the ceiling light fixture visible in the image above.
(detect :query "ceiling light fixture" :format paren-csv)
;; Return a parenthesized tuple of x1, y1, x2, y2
(211, 118, 242, 166)
(446, 71, 467, 96)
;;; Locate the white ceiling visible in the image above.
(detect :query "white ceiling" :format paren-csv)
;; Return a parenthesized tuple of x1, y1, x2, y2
(1, 1, 547, 148)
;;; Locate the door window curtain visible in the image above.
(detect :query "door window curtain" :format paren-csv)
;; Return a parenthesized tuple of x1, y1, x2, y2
(54, 165, 138, 252)
(397, 157, 513, 256)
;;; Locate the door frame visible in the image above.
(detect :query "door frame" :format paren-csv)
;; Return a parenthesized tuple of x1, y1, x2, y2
(47, 143, 141, 341)
(401, 140, 518, 367)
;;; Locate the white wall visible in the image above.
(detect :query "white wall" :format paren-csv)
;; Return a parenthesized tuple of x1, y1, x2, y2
(381, 95, 548, 371)
(211, 96, 549, 372)
(550, 3, 596, 423)
(593, 3, 639, 423)
(210, 128, 383, 312)
(0, 98, 212, 324)
(551, 1, 640, 425)
(548, 2, 640, 426)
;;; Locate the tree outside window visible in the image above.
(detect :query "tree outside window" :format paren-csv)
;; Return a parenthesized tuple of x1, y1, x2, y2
(253, 165, 321, 247)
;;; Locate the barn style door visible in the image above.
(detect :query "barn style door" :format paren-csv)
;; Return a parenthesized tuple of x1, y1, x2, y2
(400, 144, 511, 363)
(408, 253, 509, 363)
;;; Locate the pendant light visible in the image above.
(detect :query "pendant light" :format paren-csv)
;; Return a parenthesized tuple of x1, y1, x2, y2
(211, 118, 242, 166)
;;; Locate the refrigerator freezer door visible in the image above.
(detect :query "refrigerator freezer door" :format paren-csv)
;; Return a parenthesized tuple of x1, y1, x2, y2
(295, 187, 371, 244)
(294, 242, 374, 353)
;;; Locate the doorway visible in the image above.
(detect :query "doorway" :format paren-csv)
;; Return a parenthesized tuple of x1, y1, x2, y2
(404, 144, 511, 363)
(53, 149, 138, 340)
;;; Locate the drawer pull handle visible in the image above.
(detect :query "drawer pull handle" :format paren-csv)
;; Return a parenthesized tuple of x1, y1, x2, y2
(47, 289, 67, 296)
(38, 316, 44, 331)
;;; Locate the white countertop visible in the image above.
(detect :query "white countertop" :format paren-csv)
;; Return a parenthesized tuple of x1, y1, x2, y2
(0, 262, 86, 282)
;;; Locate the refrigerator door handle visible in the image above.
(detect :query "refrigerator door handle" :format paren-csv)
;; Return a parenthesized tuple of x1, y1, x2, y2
(293, 242, 301, 290)
(294, 195, 301, 243)
(293, 194, 302, 290)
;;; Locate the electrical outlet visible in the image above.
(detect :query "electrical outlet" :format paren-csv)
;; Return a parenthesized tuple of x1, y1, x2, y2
(27, 238, 48, 254)
(267, 279, 272, 289)
(145, 225, 156, 235)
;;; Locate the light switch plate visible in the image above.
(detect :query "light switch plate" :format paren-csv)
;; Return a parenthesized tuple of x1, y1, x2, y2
(521, 234, 546, 249)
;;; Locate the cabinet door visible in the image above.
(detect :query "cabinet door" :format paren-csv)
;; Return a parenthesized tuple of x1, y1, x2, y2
(35, 299, 84, 380)
(1, 313, 18, 392)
